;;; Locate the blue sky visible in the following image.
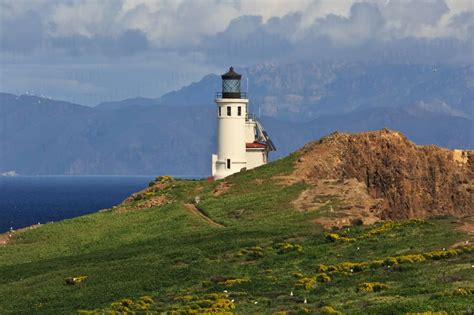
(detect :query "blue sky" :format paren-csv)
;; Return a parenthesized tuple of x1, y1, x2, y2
(0, 0, 472, 106)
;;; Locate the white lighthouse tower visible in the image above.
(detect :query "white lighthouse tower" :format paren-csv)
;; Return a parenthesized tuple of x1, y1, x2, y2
(212, 67, 276, 179)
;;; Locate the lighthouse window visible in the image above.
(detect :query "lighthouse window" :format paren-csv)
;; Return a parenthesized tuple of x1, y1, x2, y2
(218, 107, 221, 116)
(227, 106, 231, 116)
(238, 106, 241, 116)
(227, 159, 231, 169)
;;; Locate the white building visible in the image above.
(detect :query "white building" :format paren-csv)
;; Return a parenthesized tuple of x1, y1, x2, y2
(212, 67, 276, 179)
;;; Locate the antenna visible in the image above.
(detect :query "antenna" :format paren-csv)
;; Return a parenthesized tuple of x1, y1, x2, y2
(246, 77, 249, 94)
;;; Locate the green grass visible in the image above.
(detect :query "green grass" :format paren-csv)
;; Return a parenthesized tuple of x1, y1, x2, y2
(0, 155, 472, 314)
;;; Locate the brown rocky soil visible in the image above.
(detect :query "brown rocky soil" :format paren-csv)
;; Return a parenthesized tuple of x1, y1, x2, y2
(282, 129, 473, 227)
(0, 224, 41, 246)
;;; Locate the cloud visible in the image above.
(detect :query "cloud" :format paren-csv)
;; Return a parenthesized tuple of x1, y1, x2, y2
(0, 10, 44, 52)
(0, 0, 473, 105)
(309, 2, 385, 45)
(51, 29, 149, 56)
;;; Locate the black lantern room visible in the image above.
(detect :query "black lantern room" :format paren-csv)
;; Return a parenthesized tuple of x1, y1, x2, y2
(221, 67, 242, 98)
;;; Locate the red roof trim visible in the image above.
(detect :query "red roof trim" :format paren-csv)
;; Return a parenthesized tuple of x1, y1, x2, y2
(246, 142, 267, 149)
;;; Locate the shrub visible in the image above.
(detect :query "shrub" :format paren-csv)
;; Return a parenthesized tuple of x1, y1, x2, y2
(275, 242, 304, 254)
(316, 264, 328, 273)
(325, 233, 355, 243)
(155, 175, 173, 182)
(196, 300, 213, 308)
(239, 246, 264, 260)
(369, 260, 384, 269)
(396, 254, 426, 264)
(65, 275, 87, 285)
(383, 257, 398, 266)
(320, 306, 342, 315)
(452, 287, 474, 296)
(220, 278, 250, 286)
(315, 273, 331, 283)
(406, 312, 448, 315)
(295, 277, 316, 290)
(357, 282, 389, 293)
(424, 248, 459, 260)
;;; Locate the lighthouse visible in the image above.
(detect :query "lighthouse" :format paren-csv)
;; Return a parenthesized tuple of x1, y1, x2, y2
(212, 67, 276, 179)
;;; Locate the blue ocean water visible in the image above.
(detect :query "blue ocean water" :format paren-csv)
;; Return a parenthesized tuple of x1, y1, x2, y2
(0, 176, 155, 233)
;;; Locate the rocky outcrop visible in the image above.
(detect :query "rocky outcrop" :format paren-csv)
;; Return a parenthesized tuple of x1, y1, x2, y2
(292, 129, 473, 220)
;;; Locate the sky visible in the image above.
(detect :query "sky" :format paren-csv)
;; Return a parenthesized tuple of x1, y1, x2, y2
(0, 0, 473, 106)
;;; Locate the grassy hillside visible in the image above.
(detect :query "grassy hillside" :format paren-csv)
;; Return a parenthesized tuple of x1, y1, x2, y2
(0, 153, 473, 314)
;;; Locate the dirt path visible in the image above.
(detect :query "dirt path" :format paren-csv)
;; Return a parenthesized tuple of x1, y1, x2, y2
(183, 203, 224, 228)
(0, 224, 41, 246)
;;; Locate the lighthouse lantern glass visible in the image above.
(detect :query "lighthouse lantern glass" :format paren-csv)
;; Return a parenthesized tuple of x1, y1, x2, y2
(222, 79, 240, 94)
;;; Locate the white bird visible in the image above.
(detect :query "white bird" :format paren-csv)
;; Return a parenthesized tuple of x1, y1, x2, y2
(231, 299, 234, 302)
(304, 298, 307, 304)
(350, 269, 353, 273)
(254, 301, 258, 304)
(290, 291, 293, 296)
(357, 247, 360, 250)
(223, 290, 228, 293)
(443, 248, 446, 251)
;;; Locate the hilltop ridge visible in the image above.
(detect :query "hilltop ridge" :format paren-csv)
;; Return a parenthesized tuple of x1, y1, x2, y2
(285, 129, 473, 227)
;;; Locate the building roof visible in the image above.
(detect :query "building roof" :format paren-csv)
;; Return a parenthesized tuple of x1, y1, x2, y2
(222, 67, 242, 80)
(246, 142, 267, 149)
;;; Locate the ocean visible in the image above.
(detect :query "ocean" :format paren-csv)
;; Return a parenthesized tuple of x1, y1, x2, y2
(0, 176, 155, 233)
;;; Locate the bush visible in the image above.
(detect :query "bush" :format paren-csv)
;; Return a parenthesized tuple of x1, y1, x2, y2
(275, 242, 304, 254)
(295, 277, 316, 290)
(396, 254, 425, 264)
(452, 287, 474, 296)
(357, 282, 389, 293)
(239, 246, 264, 260)
(325, 233, 355, 243)
(316, 264, 328, 273)
(320, 306, 342, 315)
(65, 275, 87, 285)
(315, 273, 331, 283)
(383, 257, 398, 266)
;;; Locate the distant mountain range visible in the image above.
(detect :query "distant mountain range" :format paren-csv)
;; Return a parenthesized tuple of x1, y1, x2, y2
(1, 62, 472, 175)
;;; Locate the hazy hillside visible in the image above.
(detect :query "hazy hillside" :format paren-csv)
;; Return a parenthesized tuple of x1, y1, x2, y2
(1, 131, 472, 313)
(1, 61, 472, 175)
(0, 93, 215, 175)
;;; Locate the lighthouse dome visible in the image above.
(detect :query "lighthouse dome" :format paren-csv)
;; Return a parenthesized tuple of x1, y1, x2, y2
(221, 67, 242, 99)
